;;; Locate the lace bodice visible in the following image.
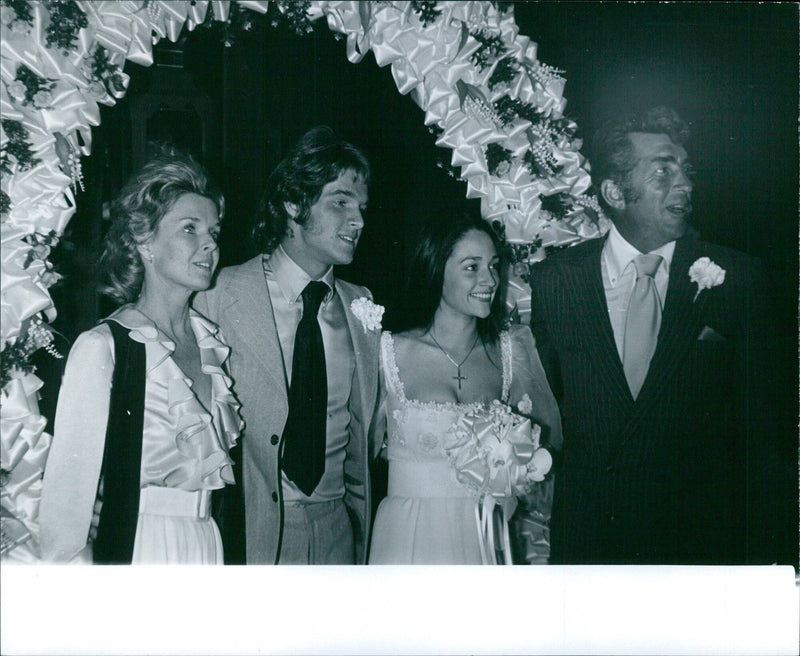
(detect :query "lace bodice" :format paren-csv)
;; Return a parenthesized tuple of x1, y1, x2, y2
(372, 327, 562, 565)
(380, 331, 511, 462)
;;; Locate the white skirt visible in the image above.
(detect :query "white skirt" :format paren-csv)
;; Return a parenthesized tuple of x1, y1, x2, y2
(131, 487, 223, 565)
(369, 460, 482, 565)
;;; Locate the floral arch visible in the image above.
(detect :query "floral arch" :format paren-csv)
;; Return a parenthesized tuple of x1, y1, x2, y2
(0, 0, 606, 561)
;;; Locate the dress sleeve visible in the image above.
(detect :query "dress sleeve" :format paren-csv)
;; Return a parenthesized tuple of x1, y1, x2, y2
(368, 333, 393, 460)
(39, 326, 114, 562)
(370, 358, 388, 461)
(507, 325, 563, 452)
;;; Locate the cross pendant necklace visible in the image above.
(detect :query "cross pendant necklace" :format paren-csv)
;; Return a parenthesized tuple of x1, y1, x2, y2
(452, 368, 468, 388)
(429, 331, 480, 391)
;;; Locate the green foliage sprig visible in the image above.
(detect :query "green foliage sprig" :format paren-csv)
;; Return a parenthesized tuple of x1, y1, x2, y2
(523, 147, 561, 179)
(44, 0, 88, 53)
(410, 1, 442, 27)
(11, 65, 56, 107)
(488, 56, 520, 90)
(0, 315, 64, 390)
(268, 0, 314, 36)
(1, 0, 34, 26)
(540, 192, 572, 220)
(1, 119, 41, 175)
(493, 96, 577, 145)
(470, 29, 506, 71)
(485, 142, 513, 177)
(89, 45, 127, 95)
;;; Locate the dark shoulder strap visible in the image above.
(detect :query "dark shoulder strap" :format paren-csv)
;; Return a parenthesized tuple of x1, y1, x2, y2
(92, 319, 147, 564)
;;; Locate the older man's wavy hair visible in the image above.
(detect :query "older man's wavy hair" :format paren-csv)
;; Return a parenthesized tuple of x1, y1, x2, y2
(591, 106, 691, 212)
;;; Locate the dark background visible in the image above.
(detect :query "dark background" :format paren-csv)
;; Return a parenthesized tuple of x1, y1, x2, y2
(54, 1, 798, 338)
(44, 1, 797, 438)
(38, 0, 797, 564)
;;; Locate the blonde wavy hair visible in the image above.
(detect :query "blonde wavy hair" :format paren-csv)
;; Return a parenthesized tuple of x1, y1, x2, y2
(97, 148, 224, 304)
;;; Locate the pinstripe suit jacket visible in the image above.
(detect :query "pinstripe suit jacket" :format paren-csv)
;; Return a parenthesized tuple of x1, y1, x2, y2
(195, 254, 382, 564)
(530, 234, 787, 564)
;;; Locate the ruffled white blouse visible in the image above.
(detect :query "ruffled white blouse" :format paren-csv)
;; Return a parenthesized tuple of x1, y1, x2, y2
(39, 306, 242, 562)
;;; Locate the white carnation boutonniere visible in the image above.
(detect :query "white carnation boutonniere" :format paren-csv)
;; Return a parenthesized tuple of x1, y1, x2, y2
(350, 297, 384, 333)
(688, 257, 726, 301)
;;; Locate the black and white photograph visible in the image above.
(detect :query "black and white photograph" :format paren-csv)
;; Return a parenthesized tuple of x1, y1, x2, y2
(1, 1, 798, 654)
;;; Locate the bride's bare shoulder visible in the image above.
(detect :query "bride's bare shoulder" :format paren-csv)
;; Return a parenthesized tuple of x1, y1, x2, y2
(393, 328, 426, 340)
(392, 329, 433, 358)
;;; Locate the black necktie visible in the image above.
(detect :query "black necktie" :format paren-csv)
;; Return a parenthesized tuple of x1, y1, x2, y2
(281, 280, 329, 496)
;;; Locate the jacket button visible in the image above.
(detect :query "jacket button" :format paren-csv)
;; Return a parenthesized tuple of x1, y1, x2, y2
(270, 434, 279, 446)
(606, 465, 615, 474)
(271, 492, 278, 503)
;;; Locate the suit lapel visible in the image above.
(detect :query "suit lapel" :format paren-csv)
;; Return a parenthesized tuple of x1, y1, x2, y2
(336, 281, 379, 434)
(633, 237, 703, 409)
(223, 256, 288, 397)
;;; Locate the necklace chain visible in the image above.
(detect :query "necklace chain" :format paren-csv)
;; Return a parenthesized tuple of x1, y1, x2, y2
(429, 330, 480, 391)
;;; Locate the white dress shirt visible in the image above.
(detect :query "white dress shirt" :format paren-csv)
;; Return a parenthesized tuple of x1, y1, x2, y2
(601, 224, 675, 361)
(264, 246, 355, 502)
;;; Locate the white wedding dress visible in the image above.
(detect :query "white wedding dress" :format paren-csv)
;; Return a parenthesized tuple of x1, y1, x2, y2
(369, 326, 561, 564)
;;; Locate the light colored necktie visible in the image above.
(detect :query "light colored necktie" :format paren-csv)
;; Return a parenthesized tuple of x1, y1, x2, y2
(623, 253, 663, 399)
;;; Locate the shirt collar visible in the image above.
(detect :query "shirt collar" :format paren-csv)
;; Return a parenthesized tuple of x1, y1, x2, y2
(603, 223, 676, 286)
(266, 245, 335, 304)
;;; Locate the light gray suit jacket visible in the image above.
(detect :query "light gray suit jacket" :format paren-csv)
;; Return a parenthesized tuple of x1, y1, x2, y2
(195, 254, 383, 564)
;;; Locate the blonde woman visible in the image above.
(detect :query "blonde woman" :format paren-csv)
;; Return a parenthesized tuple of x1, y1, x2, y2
(40, 151, 241, 564)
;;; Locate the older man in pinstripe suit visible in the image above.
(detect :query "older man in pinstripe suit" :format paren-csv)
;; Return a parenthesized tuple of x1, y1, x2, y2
(530, 107, 795, 565)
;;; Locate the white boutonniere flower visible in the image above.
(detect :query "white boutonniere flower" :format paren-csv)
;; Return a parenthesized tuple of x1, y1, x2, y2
(350, 297, 384, 333)
(689, 257, 726, 301)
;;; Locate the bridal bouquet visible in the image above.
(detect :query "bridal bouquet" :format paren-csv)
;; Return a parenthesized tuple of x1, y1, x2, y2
(442, 397, 552, 500)
(442, 397, 552, 564)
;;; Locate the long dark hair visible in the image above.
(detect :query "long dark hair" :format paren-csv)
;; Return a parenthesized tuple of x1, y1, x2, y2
(394, 209, 507, 344)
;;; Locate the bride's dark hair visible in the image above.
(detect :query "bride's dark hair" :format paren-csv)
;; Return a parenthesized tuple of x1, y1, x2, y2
(394, 207, 507, 343)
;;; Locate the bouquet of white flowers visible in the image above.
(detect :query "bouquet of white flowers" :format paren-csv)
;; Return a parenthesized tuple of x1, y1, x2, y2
(442, 396, 552, 564)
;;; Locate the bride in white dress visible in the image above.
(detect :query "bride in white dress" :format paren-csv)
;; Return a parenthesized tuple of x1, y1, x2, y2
(369, 212, 562, 564)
